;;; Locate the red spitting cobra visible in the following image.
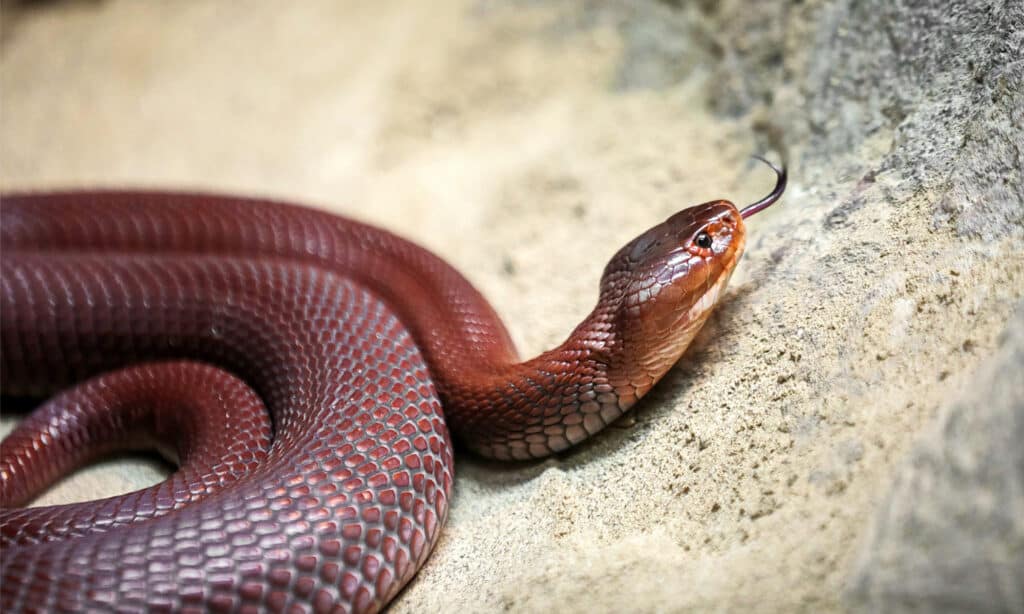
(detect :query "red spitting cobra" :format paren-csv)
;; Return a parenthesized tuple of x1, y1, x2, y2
(0, 158, 786, 612)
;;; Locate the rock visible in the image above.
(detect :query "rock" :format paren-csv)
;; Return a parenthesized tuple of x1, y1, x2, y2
(685, 0, 1024, 239)
(846, 306, 1024, 613)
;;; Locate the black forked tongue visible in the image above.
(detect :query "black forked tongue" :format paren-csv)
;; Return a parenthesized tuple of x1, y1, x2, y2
(740, 155, 787, 219)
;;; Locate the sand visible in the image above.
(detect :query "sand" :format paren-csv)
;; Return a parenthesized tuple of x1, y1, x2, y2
(2, 1, 1021, 612)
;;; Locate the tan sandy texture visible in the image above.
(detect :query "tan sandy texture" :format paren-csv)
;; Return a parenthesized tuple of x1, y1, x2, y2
(2, 1, 1022, 612)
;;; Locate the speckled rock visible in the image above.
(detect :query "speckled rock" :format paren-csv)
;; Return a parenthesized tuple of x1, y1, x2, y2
(846, 306, 1024, 613)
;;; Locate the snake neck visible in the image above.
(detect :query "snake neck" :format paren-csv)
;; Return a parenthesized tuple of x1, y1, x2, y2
(434, 270, 721, 461)
(433, 296, 638, 461)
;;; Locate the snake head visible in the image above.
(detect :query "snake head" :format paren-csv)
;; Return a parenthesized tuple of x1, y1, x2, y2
(597, 200, 746, 402)
(595, 157, 786, 407)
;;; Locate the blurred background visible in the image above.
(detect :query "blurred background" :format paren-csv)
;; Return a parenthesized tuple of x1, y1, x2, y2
(2, 1, 1021, 612)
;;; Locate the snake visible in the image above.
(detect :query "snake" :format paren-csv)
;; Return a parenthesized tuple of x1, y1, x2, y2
(0, 158, 785, 613)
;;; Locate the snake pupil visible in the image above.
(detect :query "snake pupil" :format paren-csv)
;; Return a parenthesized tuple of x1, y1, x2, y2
(696, 232, 713, 249)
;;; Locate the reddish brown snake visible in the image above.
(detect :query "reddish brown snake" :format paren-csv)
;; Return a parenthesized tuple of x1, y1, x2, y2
(0, 158, 785, 612)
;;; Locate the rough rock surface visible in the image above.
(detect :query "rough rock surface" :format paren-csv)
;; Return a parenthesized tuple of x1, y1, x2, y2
(847, 306, 1024, 613)
(1, 0, 1021, 612)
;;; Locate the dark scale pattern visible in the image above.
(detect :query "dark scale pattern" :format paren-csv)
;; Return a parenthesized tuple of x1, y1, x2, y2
(1, 255, 452, 612)
(0, 190, 756, 612)
(1, 361, 272, 546)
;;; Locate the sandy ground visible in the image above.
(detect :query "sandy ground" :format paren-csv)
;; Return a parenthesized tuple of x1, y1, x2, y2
(2, 1, 1021, 612)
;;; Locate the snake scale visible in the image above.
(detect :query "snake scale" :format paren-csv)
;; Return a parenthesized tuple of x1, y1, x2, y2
(0, 159, 785, 612)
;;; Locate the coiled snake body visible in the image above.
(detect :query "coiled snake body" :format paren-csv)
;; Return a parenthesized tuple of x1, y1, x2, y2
(0, 161, 784, 612)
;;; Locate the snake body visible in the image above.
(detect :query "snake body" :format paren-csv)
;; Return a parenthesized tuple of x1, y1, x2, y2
(0, 163, 784, 612)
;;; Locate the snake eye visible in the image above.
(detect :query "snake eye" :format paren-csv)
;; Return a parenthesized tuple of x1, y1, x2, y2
(695, 231, 713, 249)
